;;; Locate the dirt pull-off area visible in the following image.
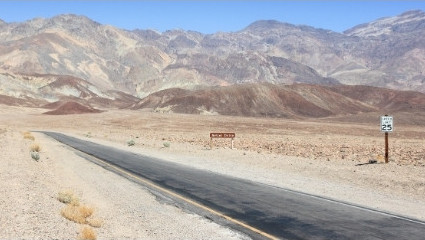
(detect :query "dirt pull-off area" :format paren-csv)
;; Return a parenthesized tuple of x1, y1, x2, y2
(0, 106, 424, 239)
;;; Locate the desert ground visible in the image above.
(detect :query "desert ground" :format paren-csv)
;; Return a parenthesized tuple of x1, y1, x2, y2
(0, 105, 424, 239)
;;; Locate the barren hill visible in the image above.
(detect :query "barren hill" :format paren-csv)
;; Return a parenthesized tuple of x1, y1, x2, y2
(328, 85, 425, 112)
(0, 72, 139, 108)
(130, 83, 425, 118)
(43, 101, 103, 115)
(0, 94, 47, 107)
(0, 11, 425, 98)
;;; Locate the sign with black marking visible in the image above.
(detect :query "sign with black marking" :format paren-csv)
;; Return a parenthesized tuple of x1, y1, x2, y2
(380, 115, 393, 132)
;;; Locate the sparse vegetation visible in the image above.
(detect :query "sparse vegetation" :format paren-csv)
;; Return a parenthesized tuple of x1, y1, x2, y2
(31, 151, 40, 161)
(57, 189, 103, 238)
(163, 142, 170, 148)
(23, 131, 35, 141)
(61, 204, 94, 224)
(58, 190, 80, 205)
(79, 226, 97, 240)
(127, 139, 135, 146)
(30, 143, 41, 152)
(87, 217, 104, 228)
(29, 143, 41, 161)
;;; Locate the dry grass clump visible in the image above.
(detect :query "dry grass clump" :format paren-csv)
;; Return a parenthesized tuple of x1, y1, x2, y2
(23, 131, 35, 141)
(58, 190, 80, 206)
(376, 155, 386, 163)
(57, 189, 103, 240)
(61, 204, 94, 224)
(58, 190, 103, 239)
(79, 226, 97, 240)
(29, 143, 42, 161)
(30, 143, 41, 152)
(61, 204, 104, 227)
(86, 217, 104, 228)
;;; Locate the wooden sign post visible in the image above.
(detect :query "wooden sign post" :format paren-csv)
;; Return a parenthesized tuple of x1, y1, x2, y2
(385, 132, 389, 163)
(380, 115, 393, 163)
(210, 133, 236, 149)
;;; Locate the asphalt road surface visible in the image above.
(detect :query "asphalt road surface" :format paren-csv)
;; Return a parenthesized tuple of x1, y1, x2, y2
(43, 131, 425, 240)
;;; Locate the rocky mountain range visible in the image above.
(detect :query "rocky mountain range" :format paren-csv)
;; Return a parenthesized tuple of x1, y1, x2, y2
(0, 10, 424, 117)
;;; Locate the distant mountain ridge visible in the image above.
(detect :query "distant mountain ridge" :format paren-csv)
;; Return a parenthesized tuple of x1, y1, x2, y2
(0, 10, 425, 119)
(0, 10, 424, 99)
(344, 10, 425, 37)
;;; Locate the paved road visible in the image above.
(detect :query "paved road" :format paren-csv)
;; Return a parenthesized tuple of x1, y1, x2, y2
(43, 131, 425, 240)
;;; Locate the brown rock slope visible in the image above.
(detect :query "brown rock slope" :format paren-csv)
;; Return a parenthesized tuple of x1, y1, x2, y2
(0, 95, 47, 107)
(131, 83, 398, 118)
(328, 85, 425, 112)
(43, 101, 103, 115)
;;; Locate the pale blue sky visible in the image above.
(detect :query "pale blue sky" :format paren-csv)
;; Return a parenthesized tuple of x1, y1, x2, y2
(1, 1, 425, 33)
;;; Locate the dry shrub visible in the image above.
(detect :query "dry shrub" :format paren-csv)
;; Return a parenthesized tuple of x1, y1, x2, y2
(79, 205, 94, 219)
(58, 190, 80, 206)
(23, 131, 35, 141)
(79, 226, 96, 240)
(127, 139, 135, 146)
(30, 143, 41, 152)
(87, 217, 104, 228)
(57, 190, 103, 234)
(69, 196, 80, 206)
(61, 205, 94, 224)
(376, 155, 385, 163)
(31, 151, 40, 161)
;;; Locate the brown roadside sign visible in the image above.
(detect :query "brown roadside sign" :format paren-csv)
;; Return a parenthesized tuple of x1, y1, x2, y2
(210, 133, 235, 138)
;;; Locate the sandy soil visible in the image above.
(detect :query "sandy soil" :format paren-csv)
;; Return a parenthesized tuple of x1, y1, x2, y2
(1, 105, 424, 239)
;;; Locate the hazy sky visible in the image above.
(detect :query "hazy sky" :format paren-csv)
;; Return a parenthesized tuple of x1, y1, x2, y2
(1, 1, 425, 33)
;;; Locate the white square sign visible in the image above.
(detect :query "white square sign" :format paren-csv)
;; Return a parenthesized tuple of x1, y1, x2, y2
(380, 116, 393, 132)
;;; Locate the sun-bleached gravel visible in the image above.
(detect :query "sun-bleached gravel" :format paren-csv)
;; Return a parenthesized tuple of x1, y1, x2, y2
(0, 128, 249, 239)
(1, 106, 424, 239)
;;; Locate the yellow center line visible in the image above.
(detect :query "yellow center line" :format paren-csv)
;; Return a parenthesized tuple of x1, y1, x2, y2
(97, 157, 279, 240)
